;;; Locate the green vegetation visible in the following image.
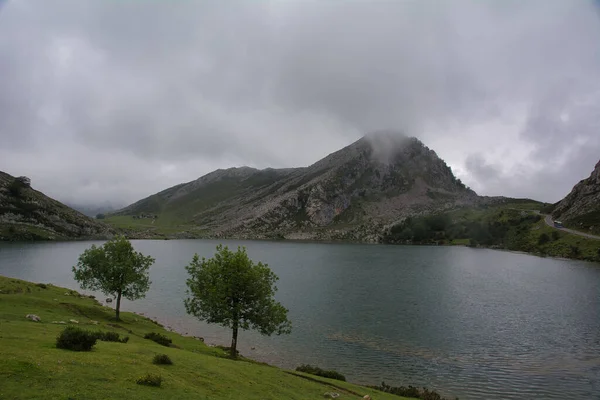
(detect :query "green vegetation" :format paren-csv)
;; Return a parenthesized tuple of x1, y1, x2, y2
(383, 202, 600, 262)
(144, 332, 172, 347)
(296, 364, 346, 382)
(152, 354, 173, 365)
(136, 373, 162, 387)
(0, 275, 413, 399)
(73, 236, 155, 321)
(368, 382, 457, 400)
(56, 326, 98, 352)
(185, 245, 292, 358)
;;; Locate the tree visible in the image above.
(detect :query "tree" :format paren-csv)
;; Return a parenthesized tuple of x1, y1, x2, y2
(96, 213, 106, 219)
(537, 233, 550, 245)
(184, 245, 291, 358)
(72, 236, 154, 321)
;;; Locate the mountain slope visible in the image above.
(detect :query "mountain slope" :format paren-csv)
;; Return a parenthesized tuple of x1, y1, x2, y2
(112, 133, 481, 241)
(552, 160, 600, 235)
(0, 171, 114, 240)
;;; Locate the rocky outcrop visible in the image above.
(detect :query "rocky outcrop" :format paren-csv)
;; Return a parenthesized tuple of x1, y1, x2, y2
(552, 160, 600, 234)
(114, 133, 482, 241)
(0, 171, 115, 241)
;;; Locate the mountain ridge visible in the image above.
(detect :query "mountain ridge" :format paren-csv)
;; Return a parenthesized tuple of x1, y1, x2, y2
(0, 171, 114, 241)
(111, 133, 494, 241)
(552, 159, 600, 235)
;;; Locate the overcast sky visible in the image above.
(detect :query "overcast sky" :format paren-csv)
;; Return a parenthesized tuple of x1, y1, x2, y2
(1, 0, 600, 207)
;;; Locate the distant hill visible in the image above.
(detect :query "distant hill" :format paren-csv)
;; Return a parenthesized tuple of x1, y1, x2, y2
(111, 133, 493, 241)
(0, 171, 114, 240)
(65, 202, 119, 218)
(552, 160, 600, 235)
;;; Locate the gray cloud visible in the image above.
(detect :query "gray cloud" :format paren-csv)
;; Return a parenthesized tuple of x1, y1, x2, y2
(1, 0, 599, 206)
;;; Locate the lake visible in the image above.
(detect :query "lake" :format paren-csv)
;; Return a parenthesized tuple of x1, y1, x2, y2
(1, 240, 599, 399)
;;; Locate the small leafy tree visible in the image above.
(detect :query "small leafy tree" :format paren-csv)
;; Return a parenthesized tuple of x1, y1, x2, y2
(72, 236, 154, 321)
(184, 245, 291, 358)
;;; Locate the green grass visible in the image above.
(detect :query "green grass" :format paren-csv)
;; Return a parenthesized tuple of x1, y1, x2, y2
(0, 275, 413, 400)
(525, 221, 600, 260)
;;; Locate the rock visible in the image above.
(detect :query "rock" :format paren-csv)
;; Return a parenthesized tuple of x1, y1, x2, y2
(363, 396, 372, 400)
(64, 292, 70, 296)
(323, 393, 340, 399)
(105, 298, 113, 303)
(90, 320, 99, 325)
(69, 319, 79, 324)
(52, 321, 67, 324)
(250, 347, 256, 350)
(26, 314, 41, 322)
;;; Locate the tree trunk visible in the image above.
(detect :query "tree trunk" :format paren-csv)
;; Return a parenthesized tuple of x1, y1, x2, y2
(230, 323, 239, 359)
(115, 290, 122, 321)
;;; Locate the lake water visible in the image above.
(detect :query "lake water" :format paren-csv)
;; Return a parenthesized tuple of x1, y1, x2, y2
(1, 240, 599, 399)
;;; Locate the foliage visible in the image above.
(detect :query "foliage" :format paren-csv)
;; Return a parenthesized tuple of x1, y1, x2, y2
(538, 233, 550, 245)
(144, 332, 172, 347)
(95, 331, 129, 343)
(136, 373, 162, 387)
(184, 244, 291, 358)
(369, 381, 458, 400)
(295, 364, 346, 381)
(96, 213, 106, 219)
(7, 176, 31, 197)
(551, 231, 561, 241)
(152, 354, 173, 365)
(72, 236, 154, 320)
(56, 326, 98, 352)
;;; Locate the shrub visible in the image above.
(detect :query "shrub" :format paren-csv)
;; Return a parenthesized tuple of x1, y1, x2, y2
(368, 381, 457, 400)
(136, 373, 162, 387)
(551, 231, 560, 241)
(152, 354, 173, 365)
(537, 233, 550, 245)
(295, 364, 346, 382)
(95, 331, 129, 343)
(56, 326, 98, 351)
(144, 332, 172, 347)
(36, 283, 47, 289)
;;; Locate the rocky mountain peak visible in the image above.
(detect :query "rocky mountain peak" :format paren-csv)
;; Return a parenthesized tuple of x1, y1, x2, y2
(552, 160, 600, 234)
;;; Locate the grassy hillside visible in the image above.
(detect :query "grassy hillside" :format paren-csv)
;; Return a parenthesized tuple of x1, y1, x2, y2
(0, 275, 415, 400)
(0, 171, 114, 241)
(383, 201, 600, 262)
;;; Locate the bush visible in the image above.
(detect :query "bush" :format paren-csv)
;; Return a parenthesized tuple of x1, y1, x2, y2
(152, 354, 173, 365)
(56, 326, 98, 351)
(551, 231, 560, 241)
(95, 331, 129, 343)
(537, 233, 550, 245)
(295, 364, 346, 381)
(144, 332, 172, 347)
(136, 373, 162, 387)
(368, 381, 457, 400)
(36, 283, 47, 289)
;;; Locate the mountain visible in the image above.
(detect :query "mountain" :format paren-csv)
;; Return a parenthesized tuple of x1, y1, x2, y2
(112, 133, 483, 241)
(0, 171, 114, 240)
(552, 160, 600, 235)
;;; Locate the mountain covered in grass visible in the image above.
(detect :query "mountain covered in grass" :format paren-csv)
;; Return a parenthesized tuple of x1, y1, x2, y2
(552, 160, 600, 235)
(111, 133, 486, 241)
(0, 171, 114, 241)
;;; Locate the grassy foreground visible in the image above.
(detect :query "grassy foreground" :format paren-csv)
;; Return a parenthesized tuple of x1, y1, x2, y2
(0, 275, 412, 400)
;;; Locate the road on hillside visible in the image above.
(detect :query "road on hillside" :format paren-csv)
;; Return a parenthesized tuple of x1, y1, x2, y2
(543, 214, 600, 240)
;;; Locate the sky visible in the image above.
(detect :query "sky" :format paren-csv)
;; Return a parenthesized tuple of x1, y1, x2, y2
(1, 0, 600, 207)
